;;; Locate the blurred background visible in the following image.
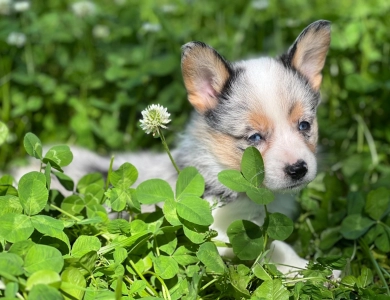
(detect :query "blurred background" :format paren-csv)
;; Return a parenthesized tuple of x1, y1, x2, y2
(1, 0, 390, 192)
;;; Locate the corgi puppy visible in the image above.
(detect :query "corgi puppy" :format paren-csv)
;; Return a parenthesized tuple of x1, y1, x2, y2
(12, 20, 331, 274)
(174, 20, 331, 271)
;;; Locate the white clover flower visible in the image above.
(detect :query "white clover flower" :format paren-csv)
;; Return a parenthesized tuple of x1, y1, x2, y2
(6, 32, 26, 47)
(14, 1, 30, 12)
(0, 0, 11, 15)
(140, 104, 171, 136)
(93, 25, 110, 39)
(71, 1, 96, 18)
(142, 22, 161, 33)
(251, 0, 269, 10)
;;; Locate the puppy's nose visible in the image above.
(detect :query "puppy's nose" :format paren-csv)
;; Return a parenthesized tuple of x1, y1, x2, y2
(285, 160, 308, 180)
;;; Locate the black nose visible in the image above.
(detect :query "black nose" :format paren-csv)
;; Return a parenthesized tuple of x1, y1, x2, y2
(285, 160, 308, 180)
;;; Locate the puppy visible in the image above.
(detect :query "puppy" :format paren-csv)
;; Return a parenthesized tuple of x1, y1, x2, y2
(13, 20, 331, 274)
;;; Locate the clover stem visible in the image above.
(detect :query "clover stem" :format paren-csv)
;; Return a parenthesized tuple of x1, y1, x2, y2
(263, 205, 269, 250)
(129, 260, 158, 296)
(50, 204, 82, 222)
(158, 127, 180, 174)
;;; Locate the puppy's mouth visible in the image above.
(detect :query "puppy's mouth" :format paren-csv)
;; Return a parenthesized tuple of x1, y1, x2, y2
(283, 181, 308, 191)
(269, 181, 308, 193)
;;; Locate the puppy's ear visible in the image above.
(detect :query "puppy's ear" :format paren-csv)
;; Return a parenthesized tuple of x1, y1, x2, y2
(282, 20, 331, 91)
(181, 42, 231, 113)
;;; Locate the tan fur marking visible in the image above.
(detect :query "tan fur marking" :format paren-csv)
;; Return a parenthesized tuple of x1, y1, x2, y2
(307, 142, 316, 153)
(182, 46, 230, 113)
(208, 131, 241, 170)
(248, 112, 273, 133)
(306, 120, 318, 153)
(289, 102, 304, 123)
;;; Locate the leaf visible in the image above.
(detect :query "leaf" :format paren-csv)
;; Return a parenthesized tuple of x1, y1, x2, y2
(253, 264, 272, 281)
(375, 225, 390, 252)
(357, 266, 373, 288)
(340, 214, 375, 239)
(26, 270, 61, 291)
(0, 121, 9, 146)
(317, 256, 347, 269)
(172, 246, 199, 266)
(44, 162, 51, 190)
(79, 251, 98, 273)
(163, 198, 181, 226)
(176, 195, 213, 226)
(229, 265, 251, 298)
(61, 195, 84, 215)
(156, 232, 177, 255)
(108, 187, 130, 211)
(0, 213, 34, 243)
(340, 275, 357, 288)
(347, 192, 365, 215)
(28, 284, 63, 300)
(31, 215, 64, 235)
(84, 183, 105, 205)
(0, 252, 24, 276)
(46, 230, 71, 253)
(8, 240, 35, 258)
(0, 174, 13, 185)
(153, 255, 179, 279)
(0, 195, 23, 216)
(176, 166, 205, 199)
(98, 231, 150, 255)
(136, 179, 174, 204)
(18, 172, 48, 215)
(218, 170, 251, 192)
(107, 219, 131, 235)
(114, 247, 128, 264)
(227, 220, 264, 260)
(61, 268, 86, 300)
(23, 133, 43, 159)
(71, 235, 101, 258)
(24, 244, 64, 275)
(77, 172, 104, 194)
(110, 162, 138, 188)
(365, 187, 390, 220)
(128, 280, 147, 295)
(241, 146, 264, 187)
(183, 223, 209, 244)
(53, 171, 74, 191)
(253, 279, 289, 300)
(319, 227, 343, 250)
(266, 213, 294, 240)
(43, 145, 73, 167)
(196, 242, 226, 274)
(246, 187, 274, 205)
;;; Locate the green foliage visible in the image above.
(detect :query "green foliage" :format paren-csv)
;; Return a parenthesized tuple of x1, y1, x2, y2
(2, 137, 390, 299)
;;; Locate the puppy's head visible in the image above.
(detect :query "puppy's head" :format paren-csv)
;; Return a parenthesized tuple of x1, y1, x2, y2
(181, 20, 331, 192)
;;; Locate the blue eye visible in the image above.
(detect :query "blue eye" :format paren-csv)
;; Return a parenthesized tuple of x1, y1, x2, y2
(299, 121, 310, 131)
(248, 133, 262, 143)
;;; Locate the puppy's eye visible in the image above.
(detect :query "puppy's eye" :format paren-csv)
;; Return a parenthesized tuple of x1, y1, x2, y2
(248, 133, 262, 143)
(298, 121, 310, 131)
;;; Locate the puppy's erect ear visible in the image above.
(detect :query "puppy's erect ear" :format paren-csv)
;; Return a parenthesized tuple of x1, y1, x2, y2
(283, 20, 331, 91)
(181, 42, 231, 113)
